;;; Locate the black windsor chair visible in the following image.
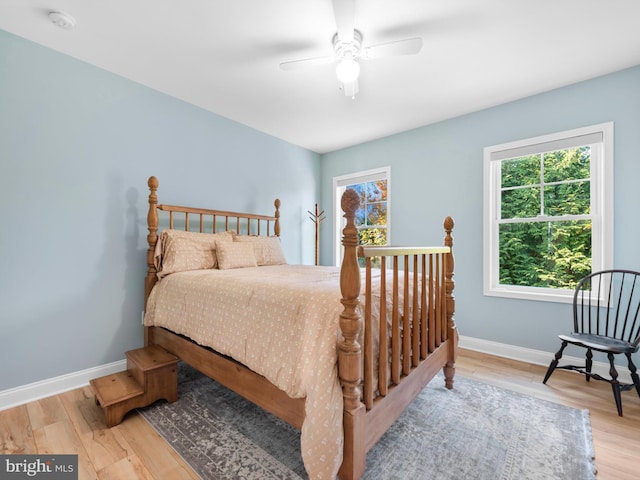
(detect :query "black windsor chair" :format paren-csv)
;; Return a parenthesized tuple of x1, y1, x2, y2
(543, 269, 640, 416)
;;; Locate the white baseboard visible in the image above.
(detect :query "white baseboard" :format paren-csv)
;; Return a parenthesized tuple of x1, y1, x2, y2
(0, 336, 633, 411)
(459, 335, 632, 383)
(0, 359, 126, 412)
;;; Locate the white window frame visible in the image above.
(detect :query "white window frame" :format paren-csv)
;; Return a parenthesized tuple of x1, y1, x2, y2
(333, 167, 391, 266)
(483, 122, 613, 303)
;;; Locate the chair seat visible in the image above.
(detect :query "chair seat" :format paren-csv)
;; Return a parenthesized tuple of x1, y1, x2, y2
(558, 332, 636, 354)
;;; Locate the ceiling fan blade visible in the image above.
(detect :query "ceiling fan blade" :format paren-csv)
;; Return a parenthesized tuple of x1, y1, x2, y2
(279, 55, 336, 71)
(363, 37, 423, 59)
(332, 0, 355, 43)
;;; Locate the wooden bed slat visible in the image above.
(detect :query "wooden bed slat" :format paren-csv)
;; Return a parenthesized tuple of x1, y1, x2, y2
(420, 254, 427, 359)
(391, 257, 400, 385)
(378, 256, 388, 398)
(363, 257, 373, 409)
(411, 255, 420, 368)
(402, 256, 410, 376)
(435, 254, 442, 346)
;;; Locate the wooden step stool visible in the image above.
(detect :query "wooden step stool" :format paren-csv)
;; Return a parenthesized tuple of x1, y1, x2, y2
(90, 345, 178, 427)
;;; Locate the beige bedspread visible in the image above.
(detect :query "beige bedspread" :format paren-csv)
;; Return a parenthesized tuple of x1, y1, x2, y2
(145, 264, 349, 479)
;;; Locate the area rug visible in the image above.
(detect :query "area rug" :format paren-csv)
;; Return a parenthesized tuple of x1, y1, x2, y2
(139, 363, 596, 480)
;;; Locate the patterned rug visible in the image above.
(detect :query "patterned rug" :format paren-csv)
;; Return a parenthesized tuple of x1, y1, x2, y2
(139, 363, 596, 480)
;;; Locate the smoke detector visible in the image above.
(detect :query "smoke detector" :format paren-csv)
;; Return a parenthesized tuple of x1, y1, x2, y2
(48, 11, 76, 30)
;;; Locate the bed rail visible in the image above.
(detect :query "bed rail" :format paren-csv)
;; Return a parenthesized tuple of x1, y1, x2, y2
(358, 245, 452, 409)
(157, 203, 280, 236)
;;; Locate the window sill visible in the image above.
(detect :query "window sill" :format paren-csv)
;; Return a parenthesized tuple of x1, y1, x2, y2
(484, 286, 574, 304)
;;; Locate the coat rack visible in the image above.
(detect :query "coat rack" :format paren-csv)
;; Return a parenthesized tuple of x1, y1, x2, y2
(308, 203, 326, 265)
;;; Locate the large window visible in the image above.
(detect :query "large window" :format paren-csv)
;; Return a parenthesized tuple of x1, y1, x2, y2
(483, 123, 613, 302)
(334, 167, 390, 266)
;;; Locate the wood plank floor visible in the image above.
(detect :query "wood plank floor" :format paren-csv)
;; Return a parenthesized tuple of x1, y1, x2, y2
(1, 348, 638, 479)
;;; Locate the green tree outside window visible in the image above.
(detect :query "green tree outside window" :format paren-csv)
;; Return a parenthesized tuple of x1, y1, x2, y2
(499, 147, 592, 289)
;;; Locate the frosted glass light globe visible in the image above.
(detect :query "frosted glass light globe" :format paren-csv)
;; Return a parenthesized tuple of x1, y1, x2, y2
(336, 58, 360, 84)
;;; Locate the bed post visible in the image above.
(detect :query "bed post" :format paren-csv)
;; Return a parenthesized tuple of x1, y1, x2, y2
(442, 216, 457, 389)
(144, 176, 159, 346)
(337, 189, 366, 480)
(274, 198, 281, 237)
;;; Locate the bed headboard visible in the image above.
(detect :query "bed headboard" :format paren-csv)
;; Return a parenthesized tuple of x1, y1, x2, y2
(144, 176, 281, 305)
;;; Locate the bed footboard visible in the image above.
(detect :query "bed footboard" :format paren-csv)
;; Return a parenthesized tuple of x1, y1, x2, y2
(337, 189, 456, 480)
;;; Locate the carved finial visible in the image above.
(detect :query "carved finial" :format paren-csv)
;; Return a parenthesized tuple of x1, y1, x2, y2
(148, 176, 159, 191)
(341, 188, 360, 217)
(444, 216, 454, 233)
(274, 198, 281, 237)
(444, 216, 454, 247)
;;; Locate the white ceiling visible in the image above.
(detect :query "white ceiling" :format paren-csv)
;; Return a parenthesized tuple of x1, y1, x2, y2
(2, 1, 640, 154)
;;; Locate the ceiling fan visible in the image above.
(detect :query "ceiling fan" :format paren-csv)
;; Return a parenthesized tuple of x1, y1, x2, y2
(279, 0, 423, 98)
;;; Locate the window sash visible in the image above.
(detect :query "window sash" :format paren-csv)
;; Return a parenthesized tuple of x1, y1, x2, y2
(333, 167, 390, 266)
(490, 131, 603, 161)
(483, 123, 613, 303)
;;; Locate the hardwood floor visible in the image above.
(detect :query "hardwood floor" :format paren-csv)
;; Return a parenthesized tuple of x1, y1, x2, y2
(1, 348, 638, 479)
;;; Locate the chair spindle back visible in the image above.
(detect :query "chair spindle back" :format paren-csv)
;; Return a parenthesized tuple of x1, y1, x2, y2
(574, 269, 640, 349)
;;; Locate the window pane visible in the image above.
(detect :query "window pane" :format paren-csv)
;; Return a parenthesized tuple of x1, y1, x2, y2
(346, 181, 388, 231)
(501, 155, 540, 188)
(366, 203, 387, 226)
(358, 227, 387, 246)
(365, 182, 383, 202)
(543, 147, 590, 183)
(501, 187, 540, 218)
(365, 181, 386, 202)
(499, 220, 592, 289)
(544, 181, 590, 216)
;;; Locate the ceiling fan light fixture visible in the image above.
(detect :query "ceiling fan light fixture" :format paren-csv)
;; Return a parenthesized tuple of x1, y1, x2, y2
(340, 79, 359, 99)
(335, 57, 360, 84)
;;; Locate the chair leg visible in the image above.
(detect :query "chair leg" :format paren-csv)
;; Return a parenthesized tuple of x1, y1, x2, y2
(626, 353, 640, 399)
(608, 353, 623, 417)
(585, 348, 593, 382)
(543, 341, 567, 384)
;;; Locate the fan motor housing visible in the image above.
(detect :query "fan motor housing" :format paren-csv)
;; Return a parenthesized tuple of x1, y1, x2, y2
(333, 29, 363, 58)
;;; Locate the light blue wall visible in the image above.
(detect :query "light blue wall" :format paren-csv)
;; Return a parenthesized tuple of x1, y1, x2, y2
(0, 29, 320, 391)
(321, 65, 640, 361)
(3, 25, 640, 394)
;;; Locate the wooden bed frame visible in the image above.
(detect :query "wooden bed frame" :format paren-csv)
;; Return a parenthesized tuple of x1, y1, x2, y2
(144, 175, 457, 479)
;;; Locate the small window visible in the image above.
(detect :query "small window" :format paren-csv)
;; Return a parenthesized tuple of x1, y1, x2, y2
(483, 123, 613, 303)
(334, 167, 390, 266)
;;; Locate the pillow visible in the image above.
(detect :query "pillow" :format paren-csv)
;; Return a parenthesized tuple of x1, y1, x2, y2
(158, 229, 234, 277)
(216, 241, 258, 270)
(234, 235, 287, 266)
